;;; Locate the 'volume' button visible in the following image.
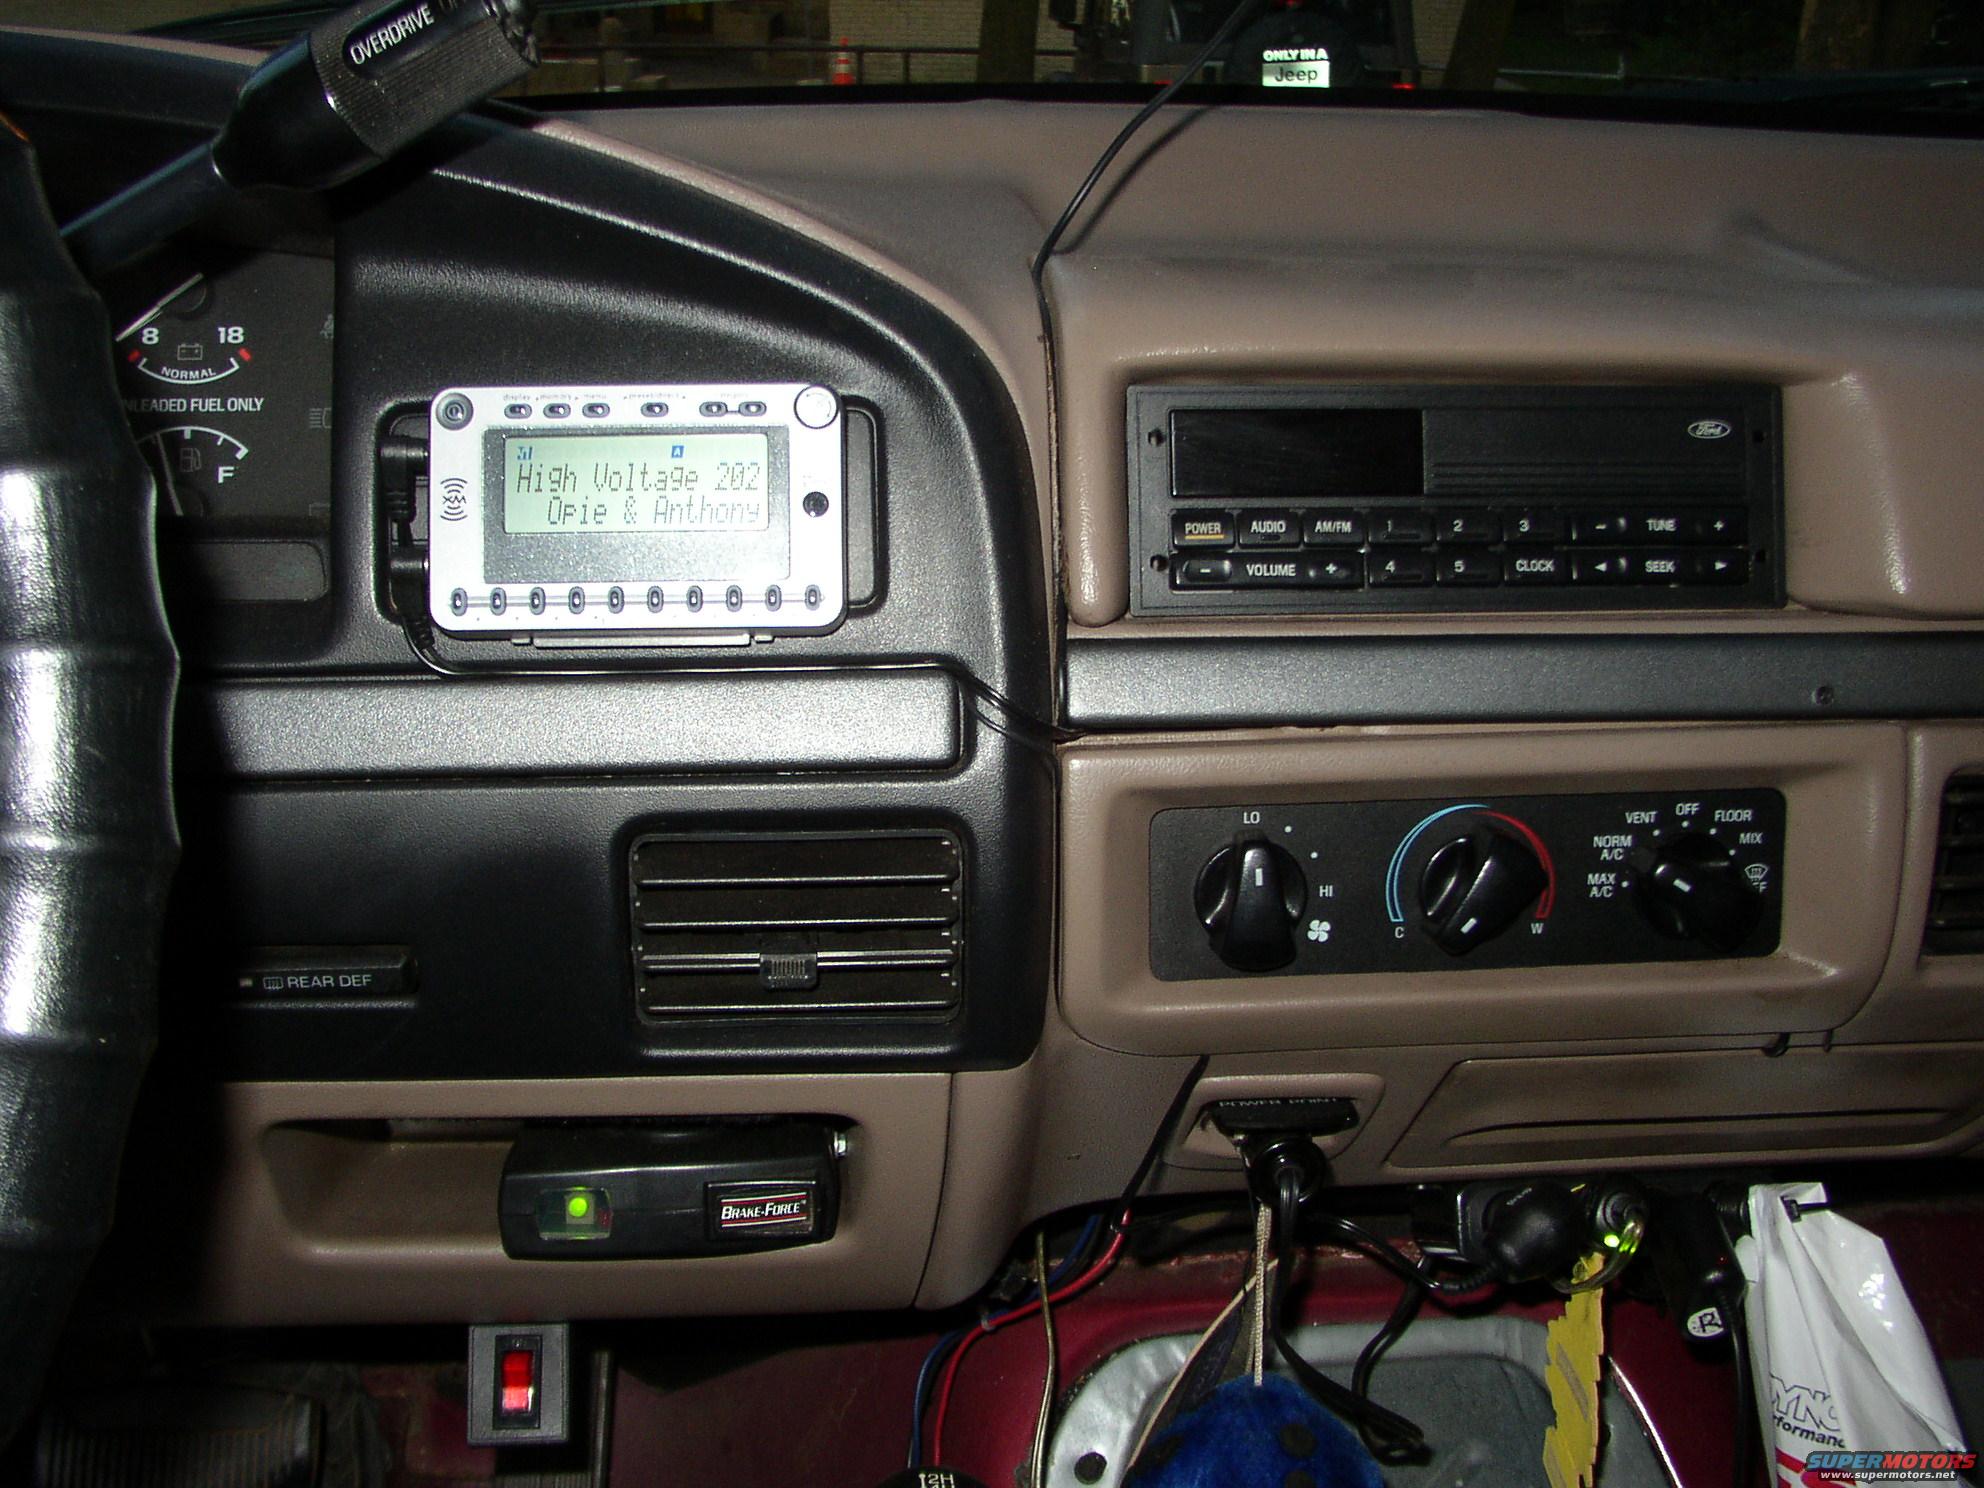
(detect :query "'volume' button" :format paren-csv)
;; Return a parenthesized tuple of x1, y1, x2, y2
(1173, 556, 1235, 588)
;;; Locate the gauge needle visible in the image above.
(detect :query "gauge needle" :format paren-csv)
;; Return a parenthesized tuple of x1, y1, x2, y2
(114, 272, 204, 344)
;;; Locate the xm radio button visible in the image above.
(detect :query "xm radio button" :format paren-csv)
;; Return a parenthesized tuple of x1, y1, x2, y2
(608, 587, 625, 613)
(646, 586, 664, 612)
(725, 585, 744, 612)
(503, 402, 531, 419)
(700, 401, 728, 417)
(529, 587, 547, 615)
(490, 589, 508, 614)
(738, 401, 767, 417)
(766, 586, 783, 610)
(805, 586, 822, 609)
(568, 587, 585, 613)
(449, 588, 468, 616)
(640, 401, 669, 418)
(687, 586, 704, 612)
(803, 491, 830, 517)
(582, 402, 610, 419)
(436, 395, 473, 429)
(543, 402, 571, 419)
(794, 385, 839, 429)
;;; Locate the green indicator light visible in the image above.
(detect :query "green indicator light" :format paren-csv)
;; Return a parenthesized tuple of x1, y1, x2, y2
(1603, 1233, 1621, 1249)
(567, 1193, 591, 1221)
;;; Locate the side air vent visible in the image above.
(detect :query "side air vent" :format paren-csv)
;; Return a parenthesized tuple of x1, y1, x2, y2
(630, 831, 964, 1017)
(1925, 774, 1984, 955)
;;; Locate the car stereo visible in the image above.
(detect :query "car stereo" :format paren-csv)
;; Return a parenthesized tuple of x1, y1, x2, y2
(1129, 384, 1783, 615)
(427, 382, 847, 637)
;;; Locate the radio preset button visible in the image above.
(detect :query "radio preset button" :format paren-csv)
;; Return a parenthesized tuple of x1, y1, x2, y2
(738, 401, 768, 417)
(1372, 513, 1433, 546)
(1302, 512, 1364, 546)
(805, 585, 823, 609)
(504, 402, 532, 420)
(1435, 552, 1500, 585)
(542, 403, 571, 419)
(1435, 510, 1498, 545)
(766, 586, 783, 610)
(794, 386, 840, 429)
(1503, 509, 1565, 544)
(725, 585, 745, 612)
(608, 587, 625, 613)
(803, 491, 830, 518)
(529, 587, 547, 614)
(687, 586, 705, 611)
(646, 586, 664, 612)
(582, 402, 610, 419)
(640, 401, 669, 418)
(1236, 511, 1300, 548)
(1505, 552, 1568, 584)
(490, 589, 508, 614)
(450, 588, 468, 616)
(568, 587, 585, 613)
(1369, 552, 1432, 587)
(1172, 511, 1235, 548)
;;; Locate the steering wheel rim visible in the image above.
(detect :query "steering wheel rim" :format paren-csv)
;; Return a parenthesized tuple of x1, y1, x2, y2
(0, 120, 180, 1446)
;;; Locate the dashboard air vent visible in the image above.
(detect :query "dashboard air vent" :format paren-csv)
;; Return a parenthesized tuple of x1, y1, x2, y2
(630, 832, 963, 1017)
(1925, 774, 1984, 955)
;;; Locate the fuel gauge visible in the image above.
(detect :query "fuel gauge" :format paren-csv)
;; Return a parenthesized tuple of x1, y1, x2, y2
(136, 426, 251, 519)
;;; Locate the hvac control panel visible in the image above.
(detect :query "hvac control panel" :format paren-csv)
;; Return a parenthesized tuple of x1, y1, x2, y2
(1150, 790, 1785, 981)
(1129, 384, 1783, 615)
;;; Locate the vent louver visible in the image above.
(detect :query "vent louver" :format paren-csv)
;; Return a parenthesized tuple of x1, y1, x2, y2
(1925, 774, 1984, 955)
(631, 832, 964, 1017)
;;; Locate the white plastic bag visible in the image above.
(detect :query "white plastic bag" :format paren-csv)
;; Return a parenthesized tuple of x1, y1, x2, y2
(1736, 1182, 1971, 1484)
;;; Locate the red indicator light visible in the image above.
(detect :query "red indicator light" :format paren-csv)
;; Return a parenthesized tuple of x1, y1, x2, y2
(499, 1348, 535, 1416)
(239, 348, 253, 362)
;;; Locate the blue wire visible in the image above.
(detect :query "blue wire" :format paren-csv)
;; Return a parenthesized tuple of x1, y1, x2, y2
(908, 1213, 1103, 1468)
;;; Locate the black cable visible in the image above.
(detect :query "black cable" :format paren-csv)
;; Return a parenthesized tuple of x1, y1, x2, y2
(1110, 1054, 1210, 1235)
(1029, 0, 1269, 286)
(1723, 1280, 1758, 1488)
(1351, 1282, 1423, 1464)
(1315, 1212, 1498, 1298)
(1270, 1170, 1428, 1457)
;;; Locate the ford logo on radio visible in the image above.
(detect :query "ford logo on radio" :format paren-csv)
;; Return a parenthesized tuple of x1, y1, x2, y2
(1687, 419, 1733, 440)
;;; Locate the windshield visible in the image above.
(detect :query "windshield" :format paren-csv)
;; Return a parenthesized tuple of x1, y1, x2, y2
(6, 0, 1984, 122)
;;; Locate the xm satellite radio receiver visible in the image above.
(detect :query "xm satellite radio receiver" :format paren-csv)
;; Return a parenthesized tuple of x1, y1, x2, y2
(426, 383, 847, 637)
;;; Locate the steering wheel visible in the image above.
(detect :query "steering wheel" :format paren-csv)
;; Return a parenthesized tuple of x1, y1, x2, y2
(0, 124, 180, 1444)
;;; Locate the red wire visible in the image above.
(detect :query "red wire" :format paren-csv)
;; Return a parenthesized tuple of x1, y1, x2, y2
(929, 1226, 1127, 1467)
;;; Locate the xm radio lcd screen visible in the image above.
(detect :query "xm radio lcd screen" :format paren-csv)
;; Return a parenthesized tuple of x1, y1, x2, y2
(503, 432, 770, 534)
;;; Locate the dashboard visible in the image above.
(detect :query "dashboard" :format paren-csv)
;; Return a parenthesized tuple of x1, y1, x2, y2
(3, 24, 1984, 1336)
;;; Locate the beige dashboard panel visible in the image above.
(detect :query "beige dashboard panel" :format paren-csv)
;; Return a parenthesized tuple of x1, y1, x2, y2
(105, 1075, 948, 1327)
(1388, 1045, 1984, 1171)
(1060, 722, 1903, 1056)
(1839, 723, 1984, 1045)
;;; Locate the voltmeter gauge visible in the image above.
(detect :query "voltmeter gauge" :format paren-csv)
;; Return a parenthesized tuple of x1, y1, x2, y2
(112, 252, 334, 532)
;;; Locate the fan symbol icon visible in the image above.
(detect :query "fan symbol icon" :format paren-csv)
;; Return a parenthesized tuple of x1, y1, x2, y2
(1306, 920, 1331, 944)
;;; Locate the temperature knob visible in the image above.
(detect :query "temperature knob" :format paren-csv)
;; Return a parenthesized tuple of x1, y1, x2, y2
(1195, 839, 1307, 972)
(1417, 826, 1548, 955)
(1626, 833, 1762, 952)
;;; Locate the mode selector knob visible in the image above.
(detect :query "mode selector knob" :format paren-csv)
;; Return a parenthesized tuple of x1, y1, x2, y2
(1626, 832, 1762, 953)
(1195, 839, 1307, 972)
(1418, 826, 1548, 955)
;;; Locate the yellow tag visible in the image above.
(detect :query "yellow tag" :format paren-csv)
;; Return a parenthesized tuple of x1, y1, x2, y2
(1542, 1281, 1606, 1488)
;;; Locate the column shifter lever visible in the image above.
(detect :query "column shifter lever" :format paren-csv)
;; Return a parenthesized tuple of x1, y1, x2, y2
(63, 0, 540, 278)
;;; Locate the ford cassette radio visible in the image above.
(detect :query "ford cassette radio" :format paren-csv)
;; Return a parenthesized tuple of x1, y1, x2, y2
(427, 382, 847, 637)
